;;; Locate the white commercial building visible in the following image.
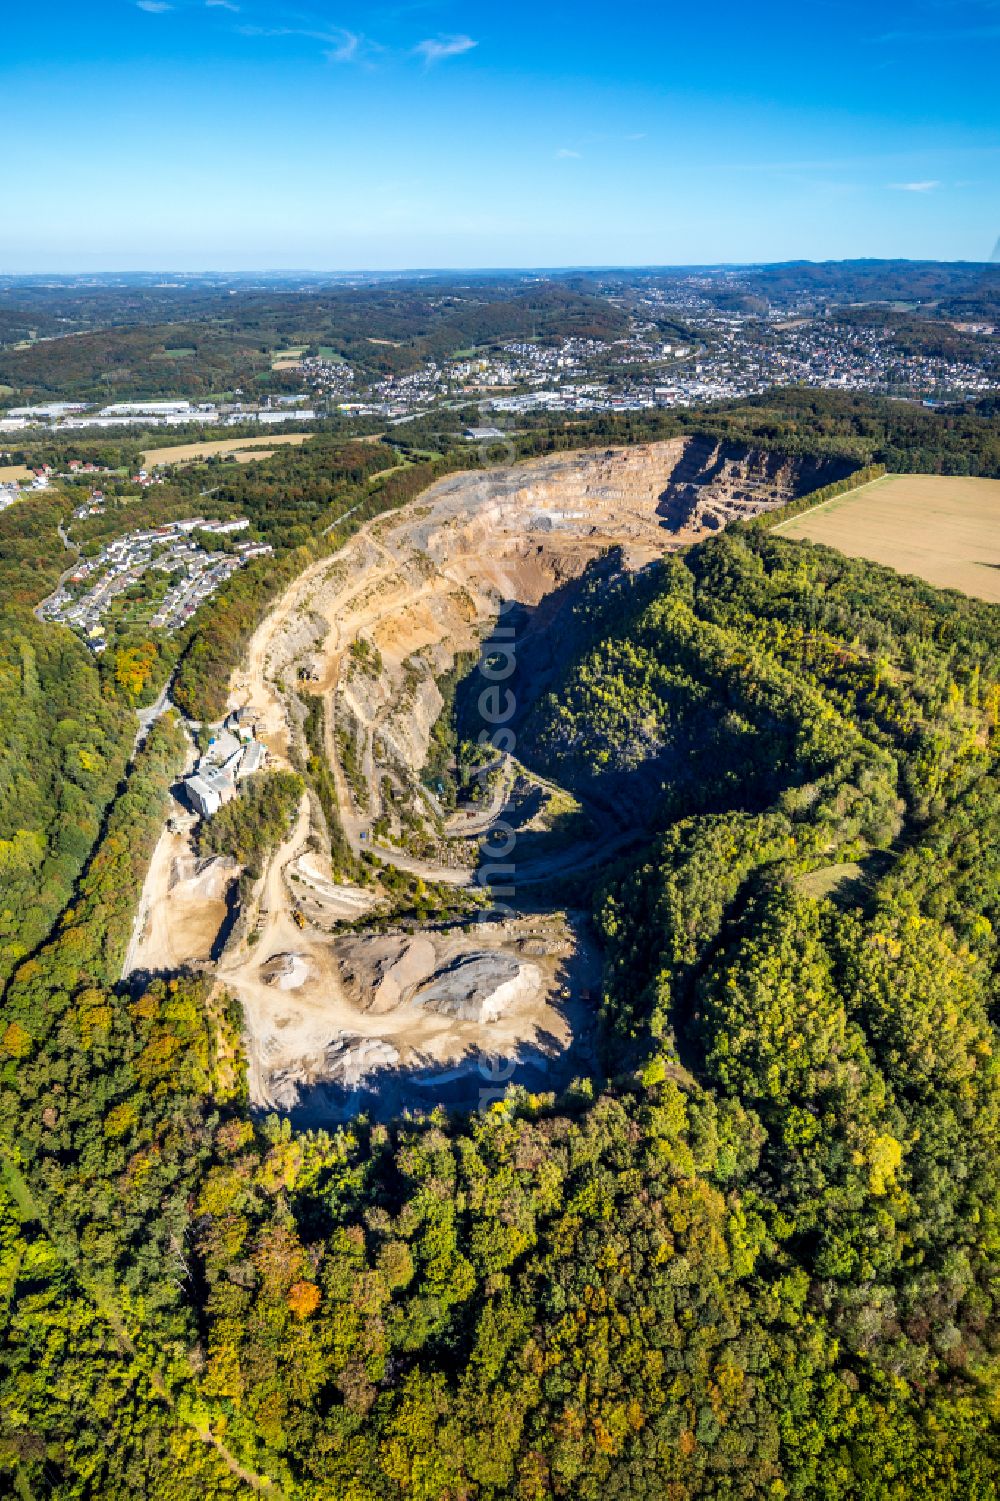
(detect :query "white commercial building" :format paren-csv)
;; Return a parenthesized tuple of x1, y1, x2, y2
(99, 400, 195, 417)
(185, 774, 223, 820)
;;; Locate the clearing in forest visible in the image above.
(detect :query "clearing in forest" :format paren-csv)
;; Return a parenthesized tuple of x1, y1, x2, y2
(142, 432, 313, 468)
(775, 472, 1000, 603)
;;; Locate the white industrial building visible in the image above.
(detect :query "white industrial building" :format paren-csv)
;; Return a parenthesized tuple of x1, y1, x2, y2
(185, 773, 226, 820)
(238, 741, 267, 779)
(99, 400, 197, 417)
(183, 709, 267, 819)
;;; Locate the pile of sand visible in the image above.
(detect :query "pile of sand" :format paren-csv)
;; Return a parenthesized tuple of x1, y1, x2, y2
(336, 936, 543, 1024)
(338, 935, 437, 1013)
(261, 952, 311, 991)
(413, 954, 543, 1024)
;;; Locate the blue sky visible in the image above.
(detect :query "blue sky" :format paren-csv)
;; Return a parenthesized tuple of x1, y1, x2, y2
(3, 0, 999, 270)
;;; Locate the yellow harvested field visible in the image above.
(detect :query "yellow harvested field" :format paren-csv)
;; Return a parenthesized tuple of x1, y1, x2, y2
(271, 346, 306, 369)
(142, 433, 313, 468)
(775, 473, 1000, 603)
(0, 464, 31, 483)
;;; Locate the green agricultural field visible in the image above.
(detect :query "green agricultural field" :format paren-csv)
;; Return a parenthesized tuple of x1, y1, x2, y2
(775, 471, 1000, 602)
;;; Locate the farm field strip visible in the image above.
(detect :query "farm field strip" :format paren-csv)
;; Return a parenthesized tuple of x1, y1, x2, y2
(141, 432, 313, 467)
(775, 472, 1000, 603)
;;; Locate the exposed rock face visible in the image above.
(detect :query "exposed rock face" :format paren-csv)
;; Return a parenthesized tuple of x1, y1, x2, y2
(318, 439, 852, 851)
(251, 939, 551, 1121)
(318, 1036, 402, 1090)
(234, 435, 857, 873)
(267, 1035, 403, 1112)
(655, 437, 853, 532)
(412, 954, 544, 1024)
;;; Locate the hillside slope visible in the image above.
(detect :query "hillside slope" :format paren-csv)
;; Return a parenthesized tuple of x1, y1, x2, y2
(3, 518, 1000, 1497)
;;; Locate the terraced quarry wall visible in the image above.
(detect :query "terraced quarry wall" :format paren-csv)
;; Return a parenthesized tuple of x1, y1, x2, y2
(656, 435, 855, 532)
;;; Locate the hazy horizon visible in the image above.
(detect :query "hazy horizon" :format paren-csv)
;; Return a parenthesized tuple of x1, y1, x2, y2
(2, 256, 999, 282)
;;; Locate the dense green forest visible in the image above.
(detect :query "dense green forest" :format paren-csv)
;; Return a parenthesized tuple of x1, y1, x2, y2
(197, 769, 303, 876)
(2, 388, 1000, 1496)
(0, 494, 134, 991)
(514, 387, 1000, 476)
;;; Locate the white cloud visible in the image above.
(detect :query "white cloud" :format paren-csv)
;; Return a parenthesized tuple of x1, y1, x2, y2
(206, 0, 239, 10)
(888, 179, 942, 192)
(556, 148, 582, 159)
(238, 21, 371, 61)
(414, 34, 477, 65)
(136, 1, 173, 11)
(326, 31, 360, 63)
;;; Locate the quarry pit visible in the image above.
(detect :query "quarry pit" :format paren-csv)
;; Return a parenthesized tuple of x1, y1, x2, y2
(131, 436, 849, 1119)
